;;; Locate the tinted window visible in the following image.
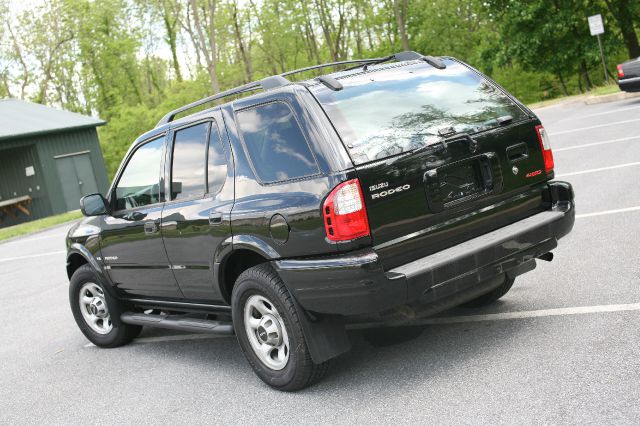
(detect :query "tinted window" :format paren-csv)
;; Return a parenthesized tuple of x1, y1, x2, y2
(171, 122, 209, 200)
(236, 102, 319, 183)
(314, 59, 527, 164)
(115, 137, 164, 210)
(208, 123, 227, 194)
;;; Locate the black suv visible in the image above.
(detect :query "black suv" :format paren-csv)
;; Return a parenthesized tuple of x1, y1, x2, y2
(66, 51, 574, 391)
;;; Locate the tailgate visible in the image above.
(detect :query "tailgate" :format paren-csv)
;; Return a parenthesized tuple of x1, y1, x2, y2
(356, 120, 550, 269)
(312, 58, 553, 269)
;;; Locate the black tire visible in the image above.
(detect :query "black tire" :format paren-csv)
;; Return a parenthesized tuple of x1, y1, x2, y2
(462, 274, 515, 308)
(231, 263, 329, 391)
(69, 264, 142, 348)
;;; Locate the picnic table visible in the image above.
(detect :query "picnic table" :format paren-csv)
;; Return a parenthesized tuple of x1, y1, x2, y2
(0, 195, 32, 222)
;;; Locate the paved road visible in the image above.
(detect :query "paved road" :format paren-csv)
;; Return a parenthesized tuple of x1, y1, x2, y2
(1, 98, 639, 424)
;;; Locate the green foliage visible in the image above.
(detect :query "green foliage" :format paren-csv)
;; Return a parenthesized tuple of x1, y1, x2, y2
(2, 0, 638, 180)
(0, 210, 82, 242)
(99, 77, 211, 178)
(490, 65, 560, 104)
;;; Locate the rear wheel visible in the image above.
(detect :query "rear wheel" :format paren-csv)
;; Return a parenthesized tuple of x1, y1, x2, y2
(69, 265, 142, 347)
(462, 274, 515, 308)
(231, 264, 329, 391)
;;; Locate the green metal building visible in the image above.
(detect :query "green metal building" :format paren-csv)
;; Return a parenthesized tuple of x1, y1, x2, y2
(0, 99, 108, 228)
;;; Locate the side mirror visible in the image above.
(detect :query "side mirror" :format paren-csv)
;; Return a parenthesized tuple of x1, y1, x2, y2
(171, 181, 182, 199)
(80, 193, 108, 216)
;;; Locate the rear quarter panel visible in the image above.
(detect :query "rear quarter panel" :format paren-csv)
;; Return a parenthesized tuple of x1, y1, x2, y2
(221, 88, 367, 259)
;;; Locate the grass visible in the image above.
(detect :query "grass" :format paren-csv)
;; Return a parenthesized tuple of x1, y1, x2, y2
(0, 210, 83, 242)
(528, 83, 621, 109)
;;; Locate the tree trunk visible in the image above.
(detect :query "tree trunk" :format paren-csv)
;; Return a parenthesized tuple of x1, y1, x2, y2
(580, 60, 593, 90)
(556, 72, 569, 96)
(605, 0, 640, 58)
(393, 0, 409, 51)
(232, 1, 253, 82)
(303, 4, 321, 63)
(162, 1, 183, 82)
(189, 0, 220, 93)
(6, 22, 30, 99)
(314, 0, 339, 62)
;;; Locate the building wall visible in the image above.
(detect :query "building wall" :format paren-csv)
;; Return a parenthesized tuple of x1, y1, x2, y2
(34, 127, 109, 215)
(0, 145, 52, 226)
(0, 126, 109, 227)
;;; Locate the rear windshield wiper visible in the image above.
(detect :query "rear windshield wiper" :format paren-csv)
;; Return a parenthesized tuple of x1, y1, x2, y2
(343, 52, 447, 72)
(343, 55, 395, 72)
(496, 115, 513, 126)
(413, 131, 480, 155)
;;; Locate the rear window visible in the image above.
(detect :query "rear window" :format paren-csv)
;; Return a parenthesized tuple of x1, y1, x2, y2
(236, 102, 319, 183)
(314, 59, 527, 164)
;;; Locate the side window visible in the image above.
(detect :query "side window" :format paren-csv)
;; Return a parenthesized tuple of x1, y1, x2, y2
(236, 102, 319, 183)
(115, 137, 164, 211)
(171, 122, 209, 201)
(207, 123, 227, 194)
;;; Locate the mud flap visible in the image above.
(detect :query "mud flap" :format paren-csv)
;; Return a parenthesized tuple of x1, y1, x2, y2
(290, 295, 351, 364)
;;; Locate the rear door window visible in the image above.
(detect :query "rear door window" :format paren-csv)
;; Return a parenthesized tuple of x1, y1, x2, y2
(171, 122, 209, 201)
(236, 102, 319, 183)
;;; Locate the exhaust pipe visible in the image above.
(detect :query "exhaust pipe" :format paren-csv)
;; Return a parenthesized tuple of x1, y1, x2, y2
(537, 252, 554, 262)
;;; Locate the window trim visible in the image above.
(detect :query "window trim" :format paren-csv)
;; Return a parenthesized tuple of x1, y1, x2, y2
(205, 119, 229, 197)
(234, 99, 321, 186)
(110, 134, 167, 214)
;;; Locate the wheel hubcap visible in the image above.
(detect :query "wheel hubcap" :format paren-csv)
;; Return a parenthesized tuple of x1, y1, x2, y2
(79, 282, 112, 335)
(256, 314, 283, 346)
(244, 295, 289, 370)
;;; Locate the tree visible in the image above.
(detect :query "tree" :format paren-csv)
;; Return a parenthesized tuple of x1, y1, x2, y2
(185, 0, 221, 92)
(392, 0, 409, 51)
(484, 0, 601, 93)
(604, 0, 640, 58)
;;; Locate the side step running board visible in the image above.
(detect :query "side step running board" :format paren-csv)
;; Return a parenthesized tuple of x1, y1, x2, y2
(120, 312, 235, 335)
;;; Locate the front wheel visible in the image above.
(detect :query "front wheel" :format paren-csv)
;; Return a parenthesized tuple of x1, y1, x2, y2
(69, 265, 141, 347)
(231, 264, 329, 391)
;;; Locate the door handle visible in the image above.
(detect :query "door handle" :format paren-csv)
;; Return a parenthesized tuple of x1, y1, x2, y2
(209, 212, 223, 226)
(144, 220, 159, 234)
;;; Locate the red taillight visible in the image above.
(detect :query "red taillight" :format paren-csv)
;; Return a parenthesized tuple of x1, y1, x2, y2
(535, 125, 554, 173)
(323, 178, 370, 242)
(617, 64, 625, 78)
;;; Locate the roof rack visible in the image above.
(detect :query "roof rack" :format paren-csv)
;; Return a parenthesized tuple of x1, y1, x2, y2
(280, 58, 385, 78)
(156, 51, 445, 127)
(156, 75, 290, 126)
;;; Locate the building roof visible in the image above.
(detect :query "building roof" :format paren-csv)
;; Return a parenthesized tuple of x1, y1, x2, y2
(0, 99, 106, 141)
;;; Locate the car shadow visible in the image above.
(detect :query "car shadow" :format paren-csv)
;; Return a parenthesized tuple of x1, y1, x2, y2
(127, 301, 528, 393)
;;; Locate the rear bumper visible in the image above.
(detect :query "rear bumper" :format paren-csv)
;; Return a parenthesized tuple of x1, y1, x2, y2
(273, 181, 575, 317)
(618, 76, 640, 92)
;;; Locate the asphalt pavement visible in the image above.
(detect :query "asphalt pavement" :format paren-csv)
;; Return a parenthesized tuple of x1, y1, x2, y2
(1, 97, 639, 424)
